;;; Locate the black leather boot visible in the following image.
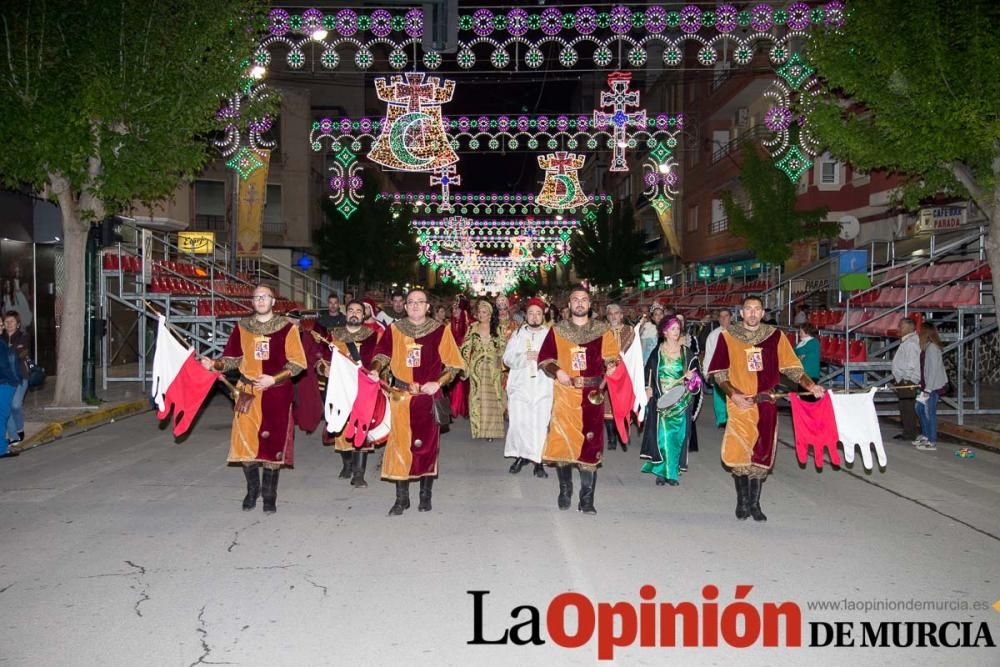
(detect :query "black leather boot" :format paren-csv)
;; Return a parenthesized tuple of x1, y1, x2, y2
(418, 477, 434, 512)
(604, 420, 617, 450)
(578, 469, 597, 515)
(242, 464, 260, 511)
(556, 466, 573, 510)
(388, 481, 410, 516)
(338, 451, 353, 479)
(734, 475, 749, 520)
(350, 451, 368, 488)
(533, 462, 548, 478)
(747, 478, 767, 522)
(508, 457, 526, 474)
(261, 468, 279, 514)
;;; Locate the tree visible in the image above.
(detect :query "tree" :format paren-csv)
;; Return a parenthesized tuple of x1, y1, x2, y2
(806, 0, 1000, 321)
(721, 143, 835, 265)
(570, 199, 651, 287)
(0, 0, 267, 406)
(315, 173, 417, 290)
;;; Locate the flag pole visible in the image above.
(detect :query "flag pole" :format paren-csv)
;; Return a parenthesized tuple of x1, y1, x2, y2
(765, 384, 921, 401)
(143, 299, 240, 399)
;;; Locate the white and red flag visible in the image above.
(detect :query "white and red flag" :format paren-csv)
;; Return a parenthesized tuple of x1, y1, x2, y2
(151, 315, 220, 436)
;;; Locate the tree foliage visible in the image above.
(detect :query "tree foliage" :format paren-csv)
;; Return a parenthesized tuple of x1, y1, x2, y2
(570, 199, 651, 287)
(806, 0, 1000, 319)
(315, 173, 418, 288)
(0, 0, 268, 405)
(721, 143, 835, 265)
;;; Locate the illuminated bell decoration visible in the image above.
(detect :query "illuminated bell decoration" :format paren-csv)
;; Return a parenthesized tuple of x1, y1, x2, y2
(536, 152, 588, 209)
(368, 72, 458, 172)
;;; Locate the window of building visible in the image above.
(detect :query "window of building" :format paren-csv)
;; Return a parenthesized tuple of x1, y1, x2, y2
(816, 152, 842, 188)
(263, 184, 283, 235)
(687, 204, 699, 232)
(194, 180, 226, 231)
(710, 198, 728, 234)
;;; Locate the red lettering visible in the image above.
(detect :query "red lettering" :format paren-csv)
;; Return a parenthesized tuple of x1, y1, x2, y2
(639, 585, 656, 647)
(702, 584, 719, 647)
(547, 592, 595, 649)
(659, 602, 699, 647)
(762, 602, 802, 647)
(597, 602, 638, 660)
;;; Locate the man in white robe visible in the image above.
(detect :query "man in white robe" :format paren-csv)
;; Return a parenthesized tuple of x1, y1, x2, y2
(502, 298, 553, 478)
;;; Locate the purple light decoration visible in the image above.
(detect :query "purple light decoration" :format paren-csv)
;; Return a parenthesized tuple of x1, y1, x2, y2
(676, 113, 685, 129)
(764, 106, 793, 131)
(644, 171, 657, 188)
(268, 8, 289, 36)
(537, 115, 549, 131)
(655, 114, 669, 129)
(679, 5, 702, 34)
(824, 1, 846, 28)
(359, 117, 373, 133)
(715, 4, 738, 33)
(609, 5, 632, 34)
(319, 118, 333, 132)
(339, 118, 352, 133)
(370, 9, 392, 37)
(477, 115, 489, 131)
(329, 176, 344, 191)
(516, 116, 530, 132)
(644, 6, 667, 34)
(665, 171, 679, 187)
(335, 9, 358, 37)
(576, 115, 590, 131)
(472, 8, 494, 37)
(556, 115, 570, 132)
(787, 2, 811, 30)
(540, 7, 562, 36)
(404, 8, 423, 38)
(751, 4, 774, 31)
(506, 8, 529, 37)
(349, 175, 363, 190)
(302, 8, 323, 33)
(497, 115, 510, 131)
(458, 117, 471, 130)
(575, 7, 598, 35)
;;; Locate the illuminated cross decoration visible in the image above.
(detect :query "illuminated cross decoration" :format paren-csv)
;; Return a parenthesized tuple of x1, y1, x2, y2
(395, 72, 438, 112)
(593, 71, 646, 172)
(430, 165, 461, 211)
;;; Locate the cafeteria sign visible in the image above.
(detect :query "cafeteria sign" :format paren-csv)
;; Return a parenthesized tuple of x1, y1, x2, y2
(917, 206, 966, 233)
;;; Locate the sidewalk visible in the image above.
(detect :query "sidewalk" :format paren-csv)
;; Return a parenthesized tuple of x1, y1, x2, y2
(12, 363, 151, 452)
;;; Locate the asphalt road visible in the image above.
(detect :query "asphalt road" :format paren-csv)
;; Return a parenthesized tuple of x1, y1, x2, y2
(1, 391, 998, 666)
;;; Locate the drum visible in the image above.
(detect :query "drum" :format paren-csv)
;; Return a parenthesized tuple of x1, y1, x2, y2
(366, 390, 391, 445)
(656, 384, 688, 410)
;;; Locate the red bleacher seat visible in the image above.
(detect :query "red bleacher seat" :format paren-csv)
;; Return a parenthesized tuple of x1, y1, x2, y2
(848, 339, 867, 362)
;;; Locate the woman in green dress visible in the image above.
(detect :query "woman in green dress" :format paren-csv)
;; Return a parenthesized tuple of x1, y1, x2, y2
(639, 318, 697, 486)
(460, 300, 506, 441)
(795, 323, 821, 380)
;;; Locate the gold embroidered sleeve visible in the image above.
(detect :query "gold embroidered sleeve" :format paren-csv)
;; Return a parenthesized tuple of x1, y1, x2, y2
(712, 369, 730, 383)
(216, 356, 241, 372)
(780, 367, 806, 384)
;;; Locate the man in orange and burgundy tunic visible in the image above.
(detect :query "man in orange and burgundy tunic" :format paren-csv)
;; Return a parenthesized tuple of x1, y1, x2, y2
(201, 285, 307, 514)
(537, 286, 620, 515)
(370, 288, 464, 516)
(319, 300, 383, 488)
(707, 295, 824, 522)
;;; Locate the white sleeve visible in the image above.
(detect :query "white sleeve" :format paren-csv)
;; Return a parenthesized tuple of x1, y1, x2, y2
(502, 330, 523, 369)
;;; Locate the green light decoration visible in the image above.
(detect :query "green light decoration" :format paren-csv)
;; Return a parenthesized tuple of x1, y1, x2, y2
(775, 52, 814, 91)
(226, 146, 264, 180)
(649, 141, 672, 164)
(650, 197, 672, 216)
(775, 145, 812, 182)
(334, 145, 356, 168)
(335, 199, 358, 219)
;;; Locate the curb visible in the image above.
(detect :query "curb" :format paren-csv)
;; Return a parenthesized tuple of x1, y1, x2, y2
(12, 399, 152, 452)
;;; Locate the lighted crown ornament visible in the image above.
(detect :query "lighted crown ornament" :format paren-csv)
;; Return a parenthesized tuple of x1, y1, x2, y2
(593, 71, 646, 172)
(369, 72, 458, 172)
(537, 152, 588, 209)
